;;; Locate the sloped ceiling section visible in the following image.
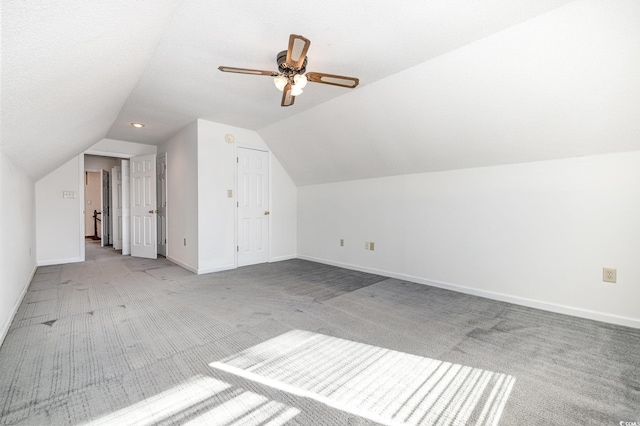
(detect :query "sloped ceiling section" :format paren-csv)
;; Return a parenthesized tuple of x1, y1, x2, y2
(105, 0, 576, 144)
(1, 0, 182, 180)
(1, 0, 576, 181)
(4, 0, 638, 186)
(259, 0, 640, 186)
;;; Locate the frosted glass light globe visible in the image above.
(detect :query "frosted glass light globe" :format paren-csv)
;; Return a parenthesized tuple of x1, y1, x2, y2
(274, 75, 287, 91)
(293, 74, 308, 89)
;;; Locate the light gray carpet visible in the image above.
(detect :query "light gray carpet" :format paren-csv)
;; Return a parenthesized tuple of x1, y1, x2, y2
(0, 241, 638, 425)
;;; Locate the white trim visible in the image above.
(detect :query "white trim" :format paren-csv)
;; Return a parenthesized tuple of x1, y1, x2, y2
(159, 153, 168, 258)
(270, 254, 297, 262)
(78, 155, 85, 261)
(0, 265, 37, 346)
(268, 152, 273, 268)
(166, 256, 198, 274)
(84, 149, 134, 159)
(197, 263, 236, 275)
(233, 145, 238, 268)
(297, 255, 640, 330)
(37, 257, 83, 266)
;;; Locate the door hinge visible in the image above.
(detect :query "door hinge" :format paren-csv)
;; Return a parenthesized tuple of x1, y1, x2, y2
(236, 157, 239, 163)
(164, 239, 167, 244)
(237, 201, 239, 207)
(237, 245, 239, 252)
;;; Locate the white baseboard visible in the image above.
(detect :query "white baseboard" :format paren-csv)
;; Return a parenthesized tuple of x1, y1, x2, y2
(37, 257, 83, 266)
(166, 256, 198, 274)
(270, 254, 297, 263)
(197, 264, 236, 275)
(0, 264, 37, 347)
(298, 255, 640, 329)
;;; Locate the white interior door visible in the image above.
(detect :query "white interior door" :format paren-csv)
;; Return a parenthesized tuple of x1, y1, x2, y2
(157, 154, 167, 257)
(237, 148, 269, 267)
(100, 169, 111, 247)
(131, 154, 157, 259)
(111, 166, 123, 250)
(122, 160, 131, 255)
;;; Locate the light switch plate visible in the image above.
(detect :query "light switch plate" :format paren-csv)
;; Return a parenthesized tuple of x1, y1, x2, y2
(63, 191, 76, 199)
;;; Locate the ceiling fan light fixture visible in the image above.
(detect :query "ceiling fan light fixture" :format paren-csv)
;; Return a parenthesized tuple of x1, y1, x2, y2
(274, 75, 287, 91)
(291, 85, 304, 96)
(293, 74, 308, 89)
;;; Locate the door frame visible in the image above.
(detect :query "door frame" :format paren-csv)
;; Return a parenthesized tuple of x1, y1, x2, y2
(81, 150, 156, 261)
(111, 165, 122, 250)
(84, 168, 104, 244)
(100, 169, 111, 247)
(121, 159, 131, 255)
(157, 153, 168, 258)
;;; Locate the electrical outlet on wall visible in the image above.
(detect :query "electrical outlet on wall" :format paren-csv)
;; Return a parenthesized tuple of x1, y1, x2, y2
(603, 267, 616, 283)
(365, 242, 370, 250)
(340, 239, 344, 247)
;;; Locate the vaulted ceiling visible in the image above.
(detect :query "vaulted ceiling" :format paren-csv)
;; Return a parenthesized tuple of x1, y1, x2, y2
(2, 0, 639, 184)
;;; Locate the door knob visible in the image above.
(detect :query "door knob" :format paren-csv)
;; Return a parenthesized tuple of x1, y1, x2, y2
(149, 209, 159, 214)
(264, 211, 270, 215)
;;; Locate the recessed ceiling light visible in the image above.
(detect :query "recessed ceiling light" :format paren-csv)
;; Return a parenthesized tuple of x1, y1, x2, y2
(131, 122, 145, 128)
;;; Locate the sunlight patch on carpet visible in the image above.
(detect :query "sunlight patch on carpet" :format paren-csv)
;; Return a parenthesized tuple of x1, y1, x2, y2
(210, 330, 516, 426)
(82, 375, 299, 426)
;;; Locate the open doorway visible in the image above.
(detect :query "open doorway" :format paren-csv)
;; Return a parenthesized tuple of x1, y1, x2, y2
(84, 171, 103, 241)
(84, 155, 121, 252)
(83, 153, 163, 259)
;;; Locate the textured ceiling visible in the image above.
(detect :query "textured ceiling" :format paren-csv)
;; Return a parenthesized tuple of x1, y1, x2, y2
(0, 0, 182, 180)
(2, 0, 639, 184)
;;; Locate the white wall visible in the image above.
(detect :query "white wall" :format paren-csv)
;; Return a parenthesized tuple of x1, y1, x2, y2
(298, 151, 640, 328)
(33, 142, 158, 267)
(159, 121, 199, 272)
(36, 155, 84, 265)
(0, 153, 37, 345)
(158, 119, 297, 274)
(269, 155, 297, 262)
(196, 119, 297, 273)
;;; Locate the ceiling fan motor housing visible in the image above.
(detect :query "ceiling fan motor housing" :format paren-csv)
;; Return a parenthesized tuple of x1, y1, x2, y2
(277, 50, 307, 75)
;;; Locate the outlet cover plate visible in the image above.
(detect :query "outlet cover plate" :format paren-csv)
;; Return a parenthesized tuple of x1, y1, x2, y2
(603, 267, 617, 283)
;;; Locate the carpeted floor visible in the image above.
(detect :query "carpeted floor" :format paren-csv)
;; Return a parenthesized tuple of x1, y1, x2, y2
(0, 241, 638, 425)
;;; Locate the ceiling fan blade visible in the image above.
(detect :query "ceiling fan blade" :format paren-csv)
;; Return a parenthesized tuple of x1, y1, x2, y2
(218, 66, 278, 76)
(281, 82, 295, 107)
(306, 72, 359, 88)
(285, 34, 311, 70)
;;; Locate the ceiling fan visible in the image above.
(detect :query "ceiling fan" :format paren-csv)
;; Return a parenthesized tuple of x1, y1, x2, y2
(218, 34, 359, 107)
